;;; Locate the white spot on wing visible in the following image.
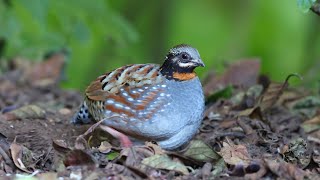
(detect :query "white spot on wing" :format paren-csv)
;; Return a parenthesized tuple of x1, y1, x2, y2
(124, 106, 131, 110)
(105, 110, 112, 114)
(115, 103, 124, 109)
(106, 99, 114, 104)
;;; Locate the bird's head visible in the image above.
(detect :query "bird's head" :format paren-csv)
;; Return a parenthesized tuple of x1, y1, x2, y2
(160, 44, 205, 80)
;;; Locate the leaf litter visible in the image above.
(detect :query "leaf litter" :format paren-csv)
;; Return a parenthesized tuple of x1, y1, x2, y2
(0, 56, 319, 179)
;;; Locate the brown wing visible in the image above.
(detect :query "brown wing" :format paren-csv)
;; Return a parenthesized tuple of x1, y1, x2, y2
(85, 64, 163, 101)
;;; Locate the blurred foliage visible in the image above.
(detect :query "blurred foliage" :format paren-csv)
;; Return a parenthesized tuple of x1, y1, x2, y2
(0, 0, 319, 90)
(297, 0, 317, 12)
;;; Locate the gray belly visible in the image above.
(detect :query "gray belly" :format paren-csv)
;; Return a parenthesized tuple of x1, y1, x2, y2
(133, 77, 205, 140)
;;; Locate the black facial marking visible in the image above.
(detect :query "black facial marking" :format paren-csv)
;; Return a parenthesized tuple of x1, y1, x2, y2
(160, 52, 196, 80)
(160, 45, 203, 80)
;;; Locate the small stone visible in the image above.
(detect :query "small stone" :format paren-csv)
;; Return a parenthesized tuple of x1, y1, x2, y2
(59, 108, 71, 115)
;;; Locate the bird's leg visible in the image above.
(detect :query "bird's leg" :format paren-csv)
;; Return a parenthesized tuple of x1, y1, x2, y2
(99, 125, 133, 148)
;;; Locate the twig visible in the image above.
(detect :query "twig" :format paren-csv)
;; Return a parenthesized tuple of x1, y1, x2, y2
(307, 136, 320, 144)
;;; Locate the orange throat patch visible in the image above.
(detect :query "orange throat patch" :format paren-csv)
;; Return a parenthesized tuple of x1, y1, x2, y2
(172, 72, 196, 81)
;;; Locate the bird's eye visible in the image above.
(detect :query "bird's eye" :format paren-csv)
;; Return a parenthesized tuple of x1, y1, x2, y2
(181, 53, 190, 60)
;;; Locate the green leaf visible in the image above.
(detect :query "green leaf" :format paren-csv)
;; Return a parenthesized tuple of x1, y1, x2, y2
(297, 0, 317, 13)
(183, 140, 221, 162)
(211, 158, 226, 177)
(106, 151, 120, 161)
(291, 96, 320, 118)
(142, 154, 189, 175)
(206, 85, 233, 103)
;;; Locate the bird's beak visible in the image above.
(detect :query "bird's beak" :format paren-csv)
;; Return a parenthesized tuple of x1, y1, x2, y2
(192, 59, 205, 67)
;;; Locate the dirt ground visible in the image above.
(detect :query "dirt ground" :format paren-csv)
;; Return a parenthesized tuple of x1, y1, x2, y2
(0, 56, 319, 179)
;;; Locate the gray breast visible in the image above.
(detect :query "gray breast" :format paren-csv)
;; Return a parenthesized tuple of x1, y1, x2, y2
(136, 77, 205, 140)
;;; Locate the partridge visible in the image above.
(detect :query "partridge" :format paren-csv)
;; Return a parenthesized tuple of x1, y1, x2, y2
(72, 44, 205, 150)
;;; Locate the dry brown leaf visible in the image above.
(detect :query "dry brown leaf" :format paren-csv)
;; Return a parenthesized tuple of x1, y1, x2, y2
(63, 149, 96, 167)
(219, 142, 251, 167)
(259, 74, 302, 111)
(75, 119, 106, 150)
(10, 142, 32, 173)
(237, 107, 262, 120)
(142, 154, 189, 175)
(303, 115, 320, 125)
(98, 141, 112, 154)
(26, 50, 68, 87)
(204, 59, 260, 96)
(52, 139, 71, 154)
(145, 141, 165, 155)
(264, 159, 307, 180)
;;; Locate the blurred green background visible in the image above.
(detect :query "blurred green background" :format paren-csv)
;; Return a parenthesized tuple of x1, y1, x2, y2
(0, 0, 319, 90)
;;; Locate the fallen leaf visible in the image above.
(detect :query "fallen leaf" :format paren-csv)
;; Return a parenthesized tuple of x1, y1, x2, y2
(231, 85, 264, 108)
(106, 151, 120, 161)
(98, 141, 112, 154)
(204, 59, 260, 96)
(26, 49, 69, 87)
(0, 133, 14, 170)
(211, 158, 226, 177)
(259, 74, 302, 112)
(206, 85, 233, 103)
(301, 124, 320, 133)
(219, 142, 251, 167)
(292, 96, 320, 118)
(303, 115, 320, 125)
(183, 140, 221, 162)
(10, 142, 32, 173)
(142, 154, 189, 175)
(63, 149, 96, 167)
(264, 159, 307, 180)
(237, 107, 263, 120)
(52, 139, 71, 154)
(145, 141, 165, 155)
(3, 105, 46, 121)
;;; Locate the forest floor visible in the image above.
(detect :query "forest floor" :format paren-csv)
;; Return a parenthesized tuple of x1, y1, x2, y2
(0, 54, 319, 179)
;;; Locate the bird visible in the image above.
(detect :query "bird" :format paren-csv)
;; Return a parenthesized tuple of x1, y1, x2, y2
(72, 44, 205, 150)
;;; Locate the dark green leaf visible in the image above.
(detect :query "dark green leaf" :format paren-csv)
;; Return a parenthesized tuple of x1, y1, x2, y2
(206, 85, 233, 103)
